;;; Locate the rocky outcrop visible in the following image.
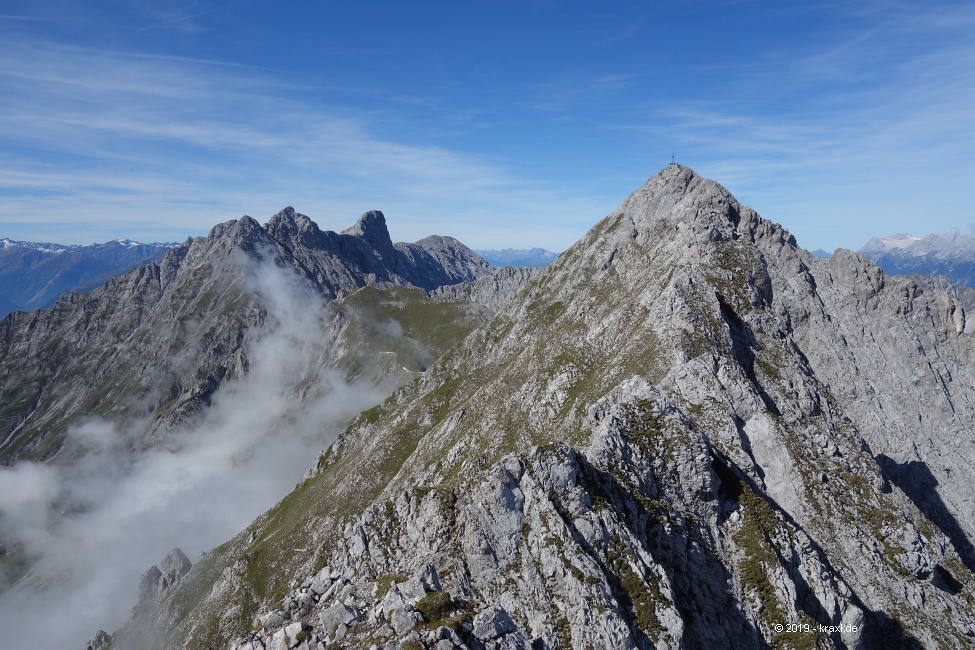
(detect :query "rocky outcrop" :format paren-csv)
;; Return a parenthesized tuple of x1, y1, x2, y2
(428, 266, 540, 313)
(264, 208, 492, 297)
(900, 273, 975, 332)
(84, 630, 112, 650)
(138, 549, 192, 605)
(398, 235, 495, 291)
(100, 166, 975, 649)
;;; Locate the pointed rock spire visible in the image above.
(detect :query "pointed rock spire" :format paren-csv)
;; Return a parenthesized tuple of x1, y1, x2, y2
(341, 210, 395, 255)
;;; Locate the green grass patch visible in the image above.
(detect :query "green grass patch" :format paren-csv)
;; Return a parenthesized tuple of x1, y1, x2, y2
(361, 405, 382, 424)
(376, 574, 404, 598)
(415, 590, 454, 622)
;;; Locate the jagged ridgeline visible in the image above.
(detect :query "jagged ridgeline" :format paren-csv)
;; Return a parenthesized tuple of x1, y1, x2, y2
(0, 208, 500, 465)
(106, 166, 975, 650)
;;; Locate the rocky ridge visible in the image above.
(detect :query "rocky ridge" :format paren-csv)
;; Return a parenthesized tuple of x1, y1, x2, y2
(428, 266, 539, 313)
(0, 208, 493, 464)
(100, 166, 975, 649)
(895, 274, 975, 333)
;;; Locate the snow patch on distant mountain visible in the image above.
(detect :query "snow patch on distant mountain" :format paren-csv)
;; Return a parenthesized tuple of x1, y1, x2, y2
(860, 233, 923, 252)
(0, 237, 179, 254)
(859, 229, 975, 288)
(0, 238, 181, 311)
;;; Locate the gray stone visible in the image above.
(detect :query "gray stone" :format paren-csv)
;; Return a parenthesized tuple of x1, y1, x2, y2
(84, 630, 111, 650)
(485, 634, 531, 650)
(260, 610, 288, 630)
(472, 606, 516, 640)
(137, 566, 163, 605)
(389, 606, 422, 636)
(319, 602, 358, 638)
(430, 265, 539, 312)
(160, 548, 192, 587)
(284, 621, 310, 639)
(265, 629, 290, 650)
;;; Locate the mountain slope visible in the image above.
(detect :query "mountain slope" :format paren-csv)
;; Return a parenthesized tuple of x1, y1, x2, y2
(0, 208, 492, 465)
(0, 238, 177, 314)
(860, 230, 975, 288)
(110, 166, 975, 650)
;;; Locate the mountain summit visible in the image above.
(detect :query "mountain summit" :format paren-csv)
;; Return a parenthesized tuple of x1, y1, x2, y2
(103, 165, 975, 650)
(340, 209, 396, 253)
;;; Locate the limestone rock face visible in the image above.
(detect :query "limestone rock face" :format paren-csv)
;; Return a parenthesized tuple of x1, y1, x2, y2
(899, 273, 975, 333)
(262, 207, 491, 297)
(429, 266, 539, 313)
(103, 167, 975, 649)
(0, 209, 494, 464)
(160, 549, 193, 588)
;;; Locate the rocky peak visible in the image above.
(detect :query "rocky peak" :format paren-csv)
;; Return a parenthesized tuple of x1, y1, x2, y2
(115, 164, 975, 650)
(0, 201, 501, 466)
(195, 215, 276, 262)
(86, 166, 975, 650)
(84, 630, 111, 650)
(620, 165, 794, 249)
(264, 206, 326, 251)
(341, 210, 396, 256)
(137, 548, 192, 605)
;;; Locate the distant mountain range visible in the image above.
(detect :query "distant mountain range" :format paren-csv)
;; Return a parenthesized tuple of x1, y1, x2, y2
(857, 229, 975, 288)
(474, 247, 558, 268)
(0, 238, 179, 316)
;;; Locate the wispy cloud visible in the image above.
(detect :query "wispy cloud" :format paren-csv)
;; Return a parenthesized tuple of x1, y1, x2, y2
(0, 40, 605, 248)
(136, 0, 263, 32)
(611, 2, 975, 250)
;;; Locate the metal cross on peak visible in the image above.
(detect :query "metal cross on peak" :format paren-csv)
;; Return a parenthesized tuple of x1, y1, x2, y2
(670, 154, 677, 166)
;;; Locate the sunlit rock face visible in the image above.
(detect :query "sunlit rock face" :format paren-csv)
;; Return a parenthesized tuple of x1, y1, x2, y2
(93, 168, 975, 648)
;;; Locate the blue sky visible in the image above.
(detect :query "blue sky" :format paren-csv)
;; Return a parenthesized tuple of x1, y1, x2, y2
(0, 1, 972, 251)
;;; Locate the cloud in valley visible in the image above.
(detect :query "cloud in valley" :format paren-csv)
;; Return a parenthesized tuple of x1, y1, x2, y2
(0, 260, 387, 650)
